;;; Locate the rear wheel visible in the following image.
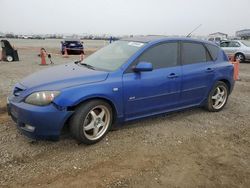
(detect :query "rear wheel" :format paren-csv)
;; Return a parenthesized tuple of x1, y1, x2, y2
(235, 53, 245, 63)
(205, 81, 229, 112)
(70, 100, 113, 144)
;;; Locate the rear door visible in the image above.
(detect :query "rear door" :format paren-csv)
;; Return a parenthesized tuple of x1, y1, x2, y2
(122, 42, 182, 120)
(180, 42, 216, 106)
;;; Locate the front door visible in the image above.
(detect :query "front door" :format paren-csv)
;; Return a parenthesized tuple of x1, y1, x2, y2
(122, 42, 181, 120)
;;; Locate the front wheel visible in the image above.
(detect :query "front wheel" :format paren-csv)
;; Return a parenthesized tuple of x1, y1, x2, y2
(205, 81, 229, 112)
(70, 100, 113, 144)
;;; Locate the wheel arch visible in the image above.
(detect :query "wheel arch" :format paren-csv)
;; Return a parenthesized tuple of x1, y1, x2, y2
(234, 52, 245, 59)
(217, 79, 231, 93)
(62, 96, 118, 133)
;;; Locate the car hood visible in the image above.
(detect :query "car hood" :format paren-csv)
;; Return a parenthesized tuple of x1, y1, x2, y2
(20, 63, 109, 90)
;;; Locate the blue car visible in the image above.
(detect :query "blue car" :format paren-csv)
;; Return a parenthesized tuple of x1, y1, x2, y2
(61, 39, 84, 55)
(7, 36, 234, 144)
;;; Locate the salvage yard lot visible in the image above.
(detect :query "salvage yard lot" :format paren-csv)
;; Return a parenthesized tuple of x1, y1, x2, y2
(0, 39, 250, 187)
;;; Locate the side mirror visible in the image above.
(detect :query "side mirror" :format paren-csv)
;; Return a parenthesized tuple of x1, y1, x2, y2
(133, 62, 153, 72)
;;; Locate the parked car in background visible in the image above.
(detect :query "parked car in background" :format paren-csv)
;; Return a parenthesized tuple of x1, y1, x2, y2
(61, 39, 84, 55)
(220, 40, 250, 62)
(7, 36, 234, 144)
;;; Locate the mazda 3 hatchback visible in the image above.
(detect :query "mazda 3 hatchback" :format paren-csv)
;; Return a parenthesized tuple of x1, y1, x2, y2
(7, 36, 234, 144)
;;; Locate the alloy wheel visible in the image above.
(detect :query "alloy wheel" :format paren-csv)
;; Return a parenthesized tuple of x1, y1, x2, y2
(83, 105, 111, 141)
(211, 85, 228, 110)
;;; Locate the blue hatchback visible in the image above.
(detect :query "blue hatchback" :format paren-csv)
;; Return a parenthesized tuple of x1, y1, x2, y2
(7, 36, 234, 144)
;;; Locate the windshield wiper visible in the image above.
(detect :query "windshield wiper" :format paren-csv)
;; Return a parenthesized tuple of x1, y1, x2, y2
(74, 60, 81, 64)
(81, 63, 96, 70)
(75, 61, 96, 70)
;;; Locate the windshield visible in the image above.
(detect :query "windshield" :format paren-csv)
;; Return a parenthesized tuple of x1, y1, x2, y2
(82, 41, 145, 71)
(241, 40, 250, 47)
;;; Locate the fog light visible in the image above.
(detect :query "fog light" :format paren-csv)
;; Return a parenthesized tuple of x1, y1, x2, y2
(24, 124, 35, 132)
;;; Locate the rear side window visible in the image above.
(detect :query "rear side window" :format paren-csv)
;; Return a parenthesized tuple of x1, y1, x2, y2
(137, 42, 178, 69)
(181, 42, 207, 65)
(228, 41, 240, 47)
(205, 44, 220, 61)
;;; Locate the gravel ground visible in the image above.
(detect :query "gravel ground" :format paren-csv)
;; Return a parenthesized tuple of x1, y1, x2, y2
(0, 39, 250, 187)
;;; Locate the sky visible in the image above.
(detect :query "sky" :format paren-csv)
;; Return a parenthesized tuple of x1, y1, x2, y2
(0, 0, 249, 36)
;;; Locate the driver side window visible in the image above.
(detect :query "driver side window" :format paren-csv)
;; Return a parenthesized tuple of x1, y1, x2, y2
(137, 42, 178, 69)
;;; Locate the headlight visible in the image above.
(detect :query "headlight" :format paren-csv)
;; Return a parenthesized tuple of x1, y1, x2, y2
(25, 91, 60, 106)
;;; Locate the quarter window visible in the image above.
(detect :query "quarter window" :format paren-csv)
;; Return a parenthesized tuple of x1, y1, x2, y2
(205, 44, 220, 61)
(182, 42, 207, 65)
(137, 42, 178, 69)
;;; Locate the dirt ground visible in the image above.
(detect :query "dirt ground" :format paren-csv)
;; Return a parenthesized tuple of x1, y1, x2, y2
(0, 39, 250, 188)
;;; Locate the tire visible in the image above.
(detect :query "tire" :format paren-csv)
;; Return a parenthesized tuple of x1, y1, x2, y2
(6, 55, 13, 62)
(205, 81, 229, 112)
(69, 100, 113, 144)
(235, 53, 245, 63)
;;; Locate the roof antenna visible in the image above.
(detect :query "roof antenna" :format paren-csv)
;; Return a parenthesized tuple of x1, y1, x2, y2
(186, 24, 202, 38)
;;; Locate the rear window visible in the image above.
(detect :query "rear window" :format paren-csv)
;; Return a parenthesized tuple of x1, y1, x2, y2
(181, 42, 207, 65)
(205, 44, 220, 61)
(241, 40, 250, 47)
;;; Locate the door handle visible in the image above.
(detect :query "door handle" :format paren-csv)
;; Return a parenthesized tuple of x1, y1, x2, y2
(168, 73, 178, 79)
(205, 68, 214, 72)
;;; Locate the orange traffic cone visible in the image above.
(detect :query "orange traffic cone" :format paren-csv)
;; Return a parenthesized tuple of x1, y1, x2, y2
(229, 55, 240, 81)
(40, 48, 47, 65)
(233, 59, 240, 81)
(63, 48, 69, 58)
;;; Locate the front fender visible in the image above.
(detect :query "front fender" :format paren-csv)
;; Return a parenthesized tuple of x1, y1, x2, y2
(53, 80, 124, 119)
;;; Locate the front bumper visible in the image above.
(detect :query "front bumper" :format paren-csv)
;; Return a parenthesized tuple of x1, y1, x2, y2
(7, 98, 73, 140)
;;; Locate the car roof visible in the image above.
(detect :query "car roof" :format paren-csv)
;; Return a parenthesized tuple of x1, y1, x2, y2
(122, 35, 168, 43)
(121, 35, 216, 46)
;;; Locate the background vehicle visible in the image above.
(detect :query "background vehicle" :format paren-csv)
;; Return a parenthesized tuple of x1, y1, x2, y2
(61, 39, 84, 55)
(7, 37, 234, 144)
(220, 40, 250, 62)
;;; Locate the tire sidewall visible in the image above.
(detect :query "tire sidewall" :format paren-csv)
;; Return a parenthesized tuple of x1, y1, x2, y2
(70, 100, 113, 144)
(7, 55, 13, 62)
(206, 81, 229, 112)
(235, 53, 245, 63)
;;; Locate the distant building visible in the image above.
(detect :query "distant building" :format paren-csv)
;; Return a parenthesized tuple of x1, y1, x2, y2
(236, 29, 250, 40)
(207, 32, 228, 44)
